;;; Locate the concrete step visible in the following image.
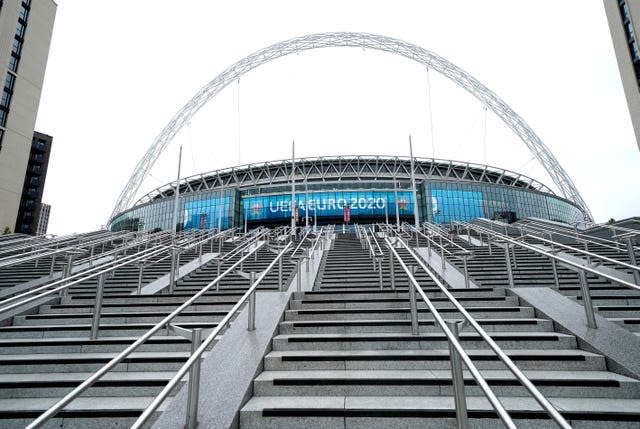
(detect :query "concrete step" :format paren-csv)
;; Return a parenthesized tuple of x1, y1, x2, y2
(0, 336, 194, 354)
(252, 369, 640, 398)
(0, 351, 192, 373)
(39, 302, 236, 313)
(0, 321, 219, 339)
(0, 395, 160, 429)
(272, 332, 577, 351)
(289, 296, 519, 310)
(278, 318, 553, 334)
(240, 395, 640, 429)
(0, 371, 177, 398)
(12, 311, 227, 325)
(264, 349, 607, 371)
(284, 306, 535, 321)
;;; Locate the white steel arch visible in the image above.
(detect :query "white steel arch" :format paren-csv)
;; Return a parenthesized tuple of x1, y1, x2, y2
(109, 32, 592, 222)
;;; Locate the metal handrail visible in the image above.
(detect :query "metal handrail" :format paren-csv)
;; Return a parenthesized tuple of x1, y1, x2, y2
(130, 240, 294, 429)
(290, 227, 313, 261)
(518, 220, 626, 253)
(525, 234, 640, 275)
(368, 227, 384, 258)
(386, 237, 571, 429)
(458, 221, 640, 291)
(309, 228, 326, 254)
(25, 240, 270, 429)
(412, 223, 471, 257)
(456, 221, 640, 328)
(0, 230, 139, 268)
(0, 244, 174, 315)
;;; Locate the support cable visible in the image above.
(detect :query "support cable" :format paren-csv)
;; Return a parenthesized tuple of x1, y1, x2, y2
(426, 67, 435, 159)
(482, 105, 488, 165)
(237, 78, 241, 165)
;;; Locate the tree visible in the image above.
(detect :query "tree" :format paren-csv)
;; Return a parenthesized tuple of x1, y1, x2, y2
(2, 227, 10, 234)
(607, 218, 616, 225)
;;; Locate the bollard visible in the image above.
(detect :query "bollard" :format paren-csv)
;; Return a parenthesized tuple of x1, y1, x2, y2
(578, 270, 598, 328)
(446, 320, 469, 429)
(90, 273, 106, 340)
(185, 328, 203, 429)
(504, 244, 515, 288)
(248, 271, 256, 331)
(408, 265, 419, 335)
(389, 252, 396, 290)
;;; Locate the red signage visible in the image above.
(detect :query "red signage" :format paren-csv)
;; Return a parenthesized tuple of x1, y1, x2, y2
(343, 206, 351, 222)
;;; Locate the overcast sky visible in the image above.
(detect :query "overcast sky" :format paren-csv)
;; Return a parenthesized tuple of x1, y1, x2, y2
(35, 1, 639, 235)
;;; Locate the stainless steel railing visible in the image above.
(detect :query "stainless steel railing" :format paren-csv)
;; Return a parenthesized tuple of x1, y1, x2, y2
(403, 223, 474, 288)
(129, 240, 294, 429)
(455, 221, 640, 328)
(25, 239, 273, 429)
(385, 236, 571, 429)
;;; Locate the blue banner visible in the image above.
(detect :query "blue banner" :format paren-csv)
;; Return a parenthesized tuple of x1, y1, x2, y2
(244, 191, 414, 222)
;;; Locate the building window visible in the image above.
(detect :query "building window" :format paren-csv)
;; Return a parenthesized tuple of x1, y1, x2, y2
(618, 0, 640, 89)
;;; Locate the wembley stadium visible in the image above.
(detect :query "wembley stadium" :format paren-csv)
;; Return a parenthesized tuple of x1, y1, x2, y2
(109, 155, 586, 232)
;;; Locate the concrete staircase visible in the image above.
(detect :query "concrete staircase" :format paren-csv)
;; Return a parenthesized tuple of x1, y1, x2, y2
(0, 232, 298, 428)
(240, 233, 640, 428)
(448, 223, 640, 338)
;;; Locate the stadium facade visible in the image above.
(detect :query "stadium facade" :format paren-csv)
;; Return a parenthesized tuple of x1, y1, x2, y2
(109, 155, 585, 232)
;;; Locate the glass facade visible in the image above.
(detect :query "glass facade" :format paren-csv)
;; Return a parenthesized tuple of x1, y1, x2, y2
(111, 189, 237, 232)
(425, 181, 583, 225)
(111, 178, 584, 232)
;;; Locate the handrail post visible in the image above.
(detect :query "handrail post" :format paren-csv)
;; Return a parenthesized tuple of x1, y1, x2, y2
(136, 263, 144, 295)
(90, 273, 106, 340)
(216, 259, 221, 292)
(378, 257, 383, 289)
(550, 257, 560, 289)
(446, 320, 469, 429)
(278, 257, 284, 292)
(185, 328, 203, 429)
(296, 260, 302, 292)
(504, 243, 515, 288)
(462, 256, 470, 289)
(306, 248, 310, 272)
(389, 251, 396, 290)
(511, 245, 518, 271)
(248, 271, 256, 331)
(408, 265, 420, 335)
(578, 270, 598, 328)
(625, 237, 640, 285)
(169, 248, 177, 294)
(582, 241, 591, 264)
